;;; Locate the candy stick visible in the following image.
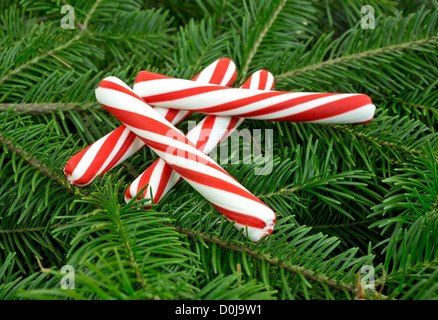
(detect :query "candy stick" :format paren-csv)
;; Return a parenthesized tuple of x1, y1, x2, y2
(64, 58, 237, 187)
(125, 70, 274, 206)
(134, 71, 376, 124)
(96, 76, 276, 242)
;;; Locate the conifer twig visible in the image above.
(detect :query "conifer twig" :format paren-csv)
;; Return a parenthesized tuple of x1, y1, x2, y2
(0, 33, 84, 86)
(240, 0, 286, 82)
(0, 103, 98, 114)
(0, 223, 68, 234)
(276, 36, 438, 81)
(0, 0, 103, 86)
(0, 131, 83, 196)
(36, 256, 51, 273)
(327, 124, 437, 162)
(177, 227, 363, 295)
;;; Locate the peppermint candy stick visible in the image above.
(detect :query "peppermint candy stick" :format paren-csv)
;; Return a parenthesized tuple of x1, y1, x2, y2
(96, 76, 276, 242)
(125, 70, 274, 205)
(64, 58, 237, 187)
(134, 71, 376, 124)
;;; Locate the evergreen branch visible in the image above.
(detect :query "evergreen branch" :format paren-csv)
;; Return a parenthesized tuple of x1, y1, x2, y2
(240, 0, 286, 80)
(327, 123, 436, 161)
(111, 206, 148, 291)
(0, 131, 82, 196)
(0, 0, 103, 86)
(310, 220, 369, 230)
(171, 18, 229, 79)
(121, 161, 139, 179)
(258, 182, 310, 199)
(0, 223, 67, 234)
(178, 226, 389, 299)
(187, 32, 218, 79)
(77, 0, 103, 31)
(44, 51, 73, 69)
(0, 33, 84, 86)
(0, 103, 97, 114)
(177, 226, 359, 295)
(396, 99, 434, 111)
(276, 36, 438, 81)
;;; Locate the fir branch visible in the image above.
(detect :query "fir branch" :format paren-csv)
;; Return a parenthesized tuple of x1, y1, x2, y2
(177, 226, 370, 296)
(0, 32, 84, 86)
(269, 9, 438, 97)
(310, 220, 370, 230)
(258, 180, 312, 199)
(0, 103, 97, 114)
(0, 223, 67, 234)
(0, 0, 102, 86)
(240, 0, 286, 81)
(396, 99, 434, 112)
(42, 49, 73, 69)
(0, 131, 82, 196)
(77, 0, 103, 31)
(327, 123, 436, 161)
(276, 36, 438, 81)
(111, 207, 149, 291)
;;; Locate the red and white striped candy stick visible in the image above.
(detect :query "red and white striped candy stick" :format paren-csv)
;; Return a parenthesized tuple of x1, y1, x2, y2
(133, 71, 376, 124)
(95, 76, 276, 242)
(125, 70, 274, 205)
(64, 58, 236, 187)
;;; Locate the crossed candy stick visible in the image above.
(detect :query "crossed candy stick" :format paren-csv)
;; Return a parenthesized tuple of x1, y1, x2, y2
(65, 59, 276, 241)
(125, 68, 275, 205)
(64, 58, 376, 242)
(64, 59, 237, 188)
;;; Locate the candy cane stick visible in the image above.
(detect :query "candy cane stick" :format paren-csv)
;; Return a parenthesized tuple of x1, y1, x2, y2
(96, 76, 276, 242)
(134, 71, 376, 124)
(125, 70, 274, 206)
(64, 58, 237, 187)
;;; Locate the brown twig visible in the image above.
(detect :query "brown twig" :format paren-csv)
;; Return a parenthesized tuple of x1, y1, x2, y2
(0, 103, 98, 115)
(36, 256, 51, 273)
(0, 223, 68, 234)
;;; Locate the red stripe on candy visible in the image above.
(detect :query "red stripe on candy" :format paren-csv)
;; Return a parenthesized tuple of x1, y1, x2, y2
(164, 109, 181, 124)
(135, 71, 173, 83)
(99, 80, 144, 103)
(226, 69, 237, 87)
(272, 94, 372, 122)
(211, 204, 268, 229)
(196, 116, 216, 151)
(169, 164, 266, 205)
(258, 70, 268, 90)
(102, 105, 176, 139)
(211, 58, 232, 85)
(136, 161, 158, 200)
(153, 163, 174, 202)
(241, 75, 251, 89)
(143, 86, 225, 103)
(74, 125, 126, 185)
(64, 146, 88, 178)
(238, 93, 333, 118)
(141, 138, 203, 164)
(101, 129, 139, 175)
(196, 91, 288, 114)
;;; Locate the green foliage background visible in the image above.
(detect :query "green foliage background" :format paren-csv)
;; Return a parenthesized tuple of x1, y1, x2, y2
(0, 0, 438, 300)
